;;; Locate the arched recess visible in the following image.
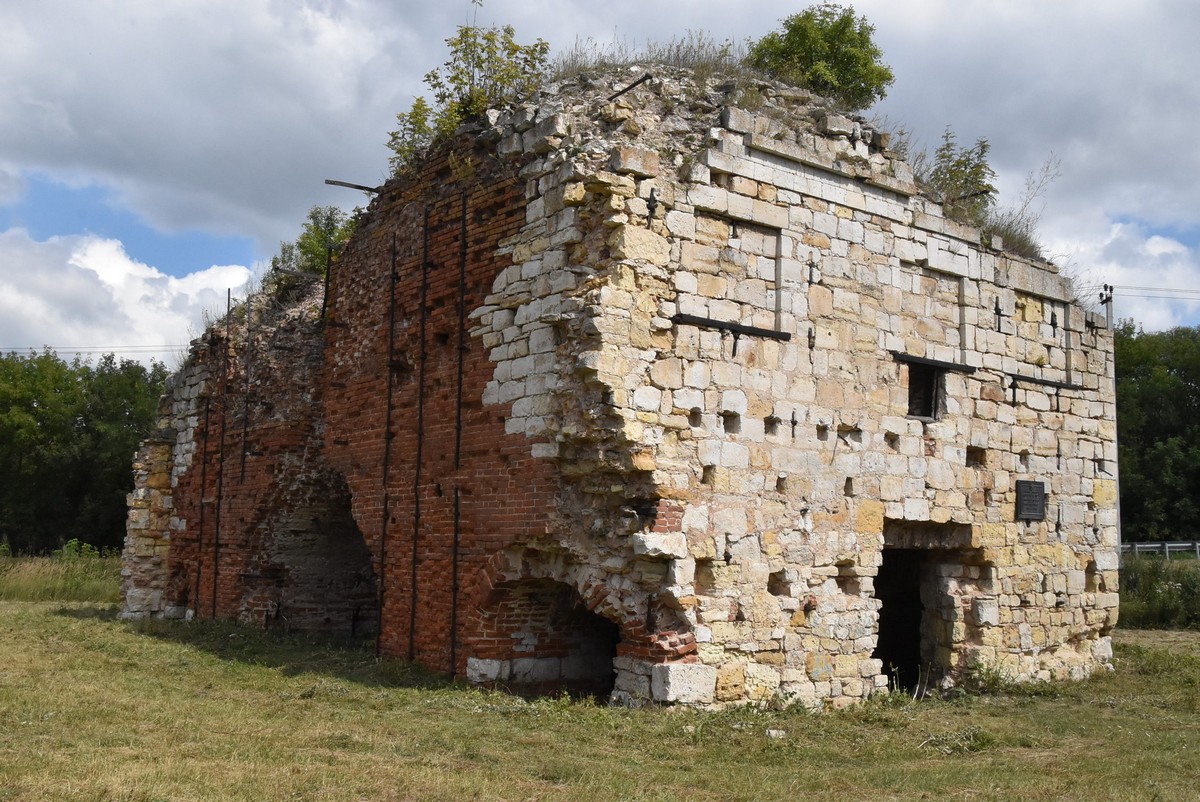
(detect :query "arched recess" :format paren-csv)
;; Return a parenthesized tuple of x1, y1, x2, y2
(240, 469, 379, 637)
(463, 547, 699, 700)
(469, 578, 621, 699)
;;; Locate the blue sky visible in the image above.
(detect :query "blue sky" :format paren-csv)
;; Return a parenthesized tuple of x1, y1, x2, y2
(1, 0, 1198, 366)
(1, 173, 257, 276)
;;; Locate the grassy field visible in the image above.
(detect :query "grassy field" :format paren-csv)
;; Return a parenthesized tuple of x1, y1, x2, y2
(1, 601, 1198, 801)
(0, 548, 121, 604)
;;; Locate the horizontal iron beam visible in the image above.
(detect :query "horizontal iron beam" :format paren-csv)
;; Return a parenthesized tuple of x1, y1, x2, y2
(671, 313, 791, 342)
(888, 350, 977, 374)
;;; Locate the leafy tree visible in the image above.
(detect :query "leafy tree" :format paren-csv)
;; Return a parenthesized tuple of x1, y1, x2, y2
(388, 6, 549, 174)
(747, 3, 894, 111)
(74, 355, 170, 547)
(1114, 322, 1200, 542)
(265, 205, 357, 300)
(270, 206, 356, 278)
(0, 351, 166, 554)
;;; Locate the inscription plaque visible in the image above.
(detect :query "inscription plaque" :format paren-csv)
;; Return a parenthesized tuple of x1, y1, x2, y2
(1015, 480, 1047, 521)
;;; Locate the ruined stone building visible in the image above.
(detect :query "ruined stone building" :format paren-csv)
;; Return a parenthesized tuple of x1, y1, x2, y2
(122, 67, 1120, 707)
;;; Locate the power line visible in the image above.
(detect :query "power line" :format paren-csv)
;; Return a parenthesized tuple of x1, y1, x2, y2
(0, 344, 186, 354)
(1113, 294, 1200, 302)
(1111, 285, 1200, 293)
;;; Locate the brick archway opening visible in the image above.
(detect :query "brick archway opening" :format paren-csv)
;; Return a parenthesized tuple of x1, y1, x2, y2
(241, 472, 379, 637)
(467, 578, 621, 700)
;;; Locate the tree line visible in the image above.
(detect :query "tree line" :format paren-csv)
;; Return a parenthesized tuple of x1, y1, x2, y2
(1115, 322, 1200, 543)
(0, 351, 167, 555)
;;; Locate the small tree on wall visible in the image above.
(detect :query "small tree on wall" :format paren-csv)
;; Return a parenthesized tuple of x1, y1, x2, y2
(747, 3, 894, 111)
(388, 4, 549, 175)
(917, 127, 998, 229)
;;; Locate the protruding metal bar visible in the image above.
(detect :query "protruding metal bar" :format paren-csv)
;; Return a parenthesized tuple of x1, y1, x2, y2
(671, 313, 791, 342)
(608, 73, 653, 101)
(324, 178, 381, 194)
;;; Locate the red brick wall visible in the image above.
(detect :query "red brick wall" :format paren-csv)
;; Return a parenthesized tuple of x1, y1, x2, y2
(321, 142, 563, 673)
(163, 139, 687, 679)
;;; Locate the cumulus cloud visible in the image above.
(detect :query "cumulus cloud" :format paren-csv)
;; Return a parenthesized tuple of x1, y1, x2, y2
(0, 228, 250, 366)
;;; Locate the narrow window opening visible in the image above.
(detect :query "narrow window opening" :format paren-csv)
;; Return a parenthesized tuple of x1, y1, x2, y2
(720, 411, 741, 434)
(776, 474, 788, 493)
(843, 477, 855, 497)
(701, 465, 716, 485)
(764, 415, 781, 436)
(966, 447, 987, 468)
(688, 408, 703, 428)
(907, 363, 944, 419)
(885, 432, 900, 450)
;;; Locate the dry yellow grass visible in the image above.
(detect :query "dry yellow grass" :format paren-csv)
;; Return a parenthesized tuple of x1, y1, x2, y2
(0, 555, 120, 603)
(1, 603, 1197, 802)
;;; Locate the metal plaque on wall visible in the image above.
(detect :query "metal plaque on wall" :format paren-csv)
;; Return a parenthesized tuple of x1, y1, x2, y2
(1015, 480, 1047, 521)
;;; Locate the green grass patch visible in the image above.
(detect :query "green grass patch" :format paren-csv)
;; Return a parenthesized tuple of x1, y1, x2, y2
(1119, 554, 1200, 629)
(1, 602, 1199, 801)
(0, 549, 121, 603)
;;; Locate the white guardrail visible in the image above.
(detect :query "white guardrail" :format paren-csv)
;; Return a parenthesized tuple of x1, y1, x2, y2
(1120, 541, 1200, 559)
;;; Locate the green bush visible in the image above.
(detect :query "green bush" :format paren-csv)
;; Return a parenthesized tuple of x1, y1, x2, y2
(1120, 555, 1200, 629)
(746, 3, 894, 111)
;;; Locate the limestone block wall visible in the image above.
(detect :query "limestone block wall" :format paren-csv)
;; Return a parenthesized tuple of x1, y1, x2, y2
(468, 68, 1117, 705)
(123, 66, 1117, 708)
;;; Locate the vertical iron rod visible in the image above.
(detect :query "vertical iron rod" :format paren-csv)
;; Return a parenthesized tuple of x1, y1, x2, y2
(193, 396, 211, 615)
(320, 244, 333, 324)
(239, 295, 252, 483)
(409, 207, 430, 661)
(449, 190, 469, 675)
(455, 191, 467, 469)
(450, 487, 461, 677)
(211, 288, 231, 618)
(377, 232, 398, 656)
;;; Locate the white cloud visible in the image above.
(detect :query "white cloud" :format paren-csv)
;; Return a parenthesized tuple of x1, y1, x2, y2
(0, 164, 23, 206)
(0, 228, 250, 366)
(1045, 219, 1200, 332)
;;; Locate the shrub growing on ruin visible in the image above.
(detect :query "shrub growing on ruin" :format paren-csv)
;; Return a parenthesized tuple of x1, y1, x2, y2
(908, 126, 1058, 259)
(387, 7, 549, 175)
(264, 205, 357, 301)
(912, 127, 998, 230)
(747, 3, 894, 111)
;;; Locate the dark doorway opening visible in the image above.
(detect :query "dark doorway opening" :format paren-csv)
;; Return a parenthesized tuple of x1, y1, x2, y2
(873, 548, 926, 691)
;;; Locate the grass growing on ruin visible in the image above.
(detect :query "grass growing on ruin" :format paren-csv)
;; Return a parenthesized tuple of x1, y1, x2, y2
(0, 545, 120, 603)
(551, 31, 754, 83)
(1, 602, 1198, 802)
